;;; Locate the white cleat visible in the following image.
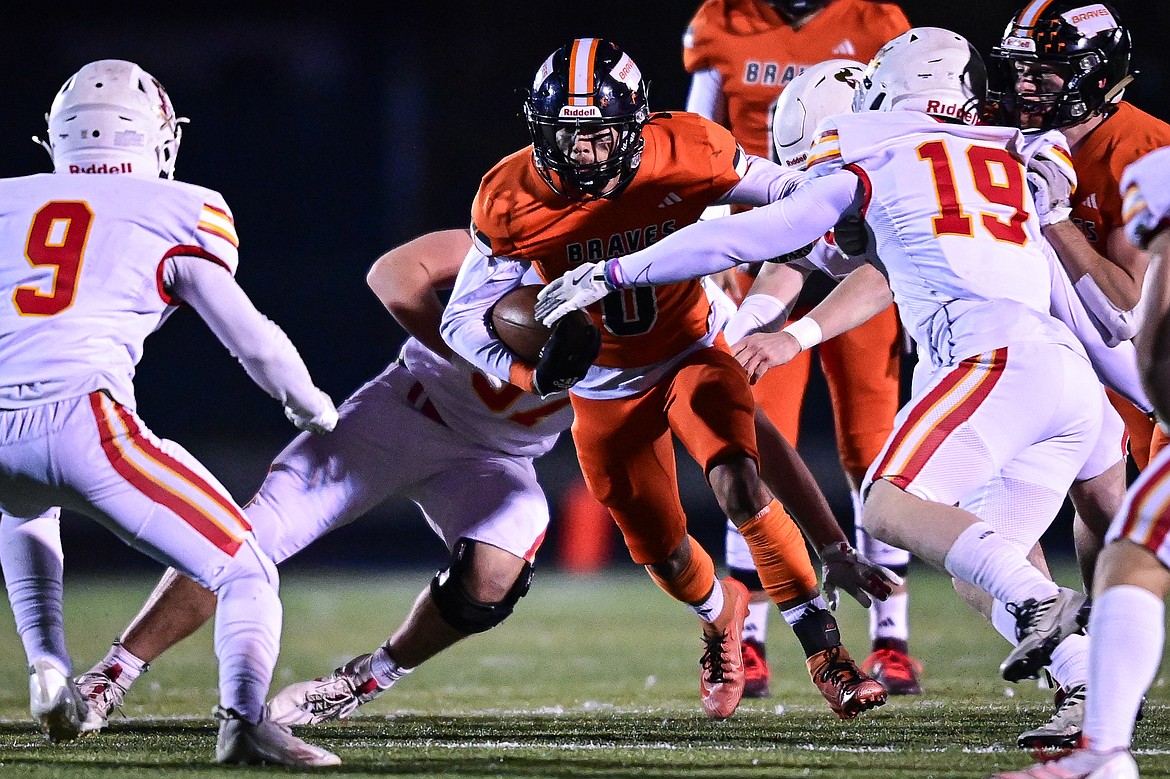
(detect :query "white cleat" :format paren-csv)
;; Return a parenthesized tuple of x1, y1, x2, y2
(1000, 587, 1087, 683)
(214, 706, 341, 767)
(29, 659, 86, 743)
(75, 670, 127, 734)
(1017, 684, 1086, 749)
(988, 748, 1138, 779)
(267, 653, 384, 726)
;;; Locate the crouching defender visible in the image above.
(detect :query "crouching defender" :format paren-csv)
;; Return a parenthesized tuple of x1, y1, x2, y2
(70, 229, 576, 729)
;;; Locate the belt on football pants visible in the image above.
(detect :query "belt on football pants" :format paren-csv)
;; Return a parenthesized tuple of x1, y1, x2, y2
(406, 380, 448, 428)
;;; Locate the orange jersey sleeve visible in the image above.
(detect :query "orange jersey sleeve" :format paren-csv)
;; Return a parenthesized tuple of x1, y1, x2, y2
(1071, 102, 1170, 253)
(682, 0, 910, 157)
(471, 113, 743, 369)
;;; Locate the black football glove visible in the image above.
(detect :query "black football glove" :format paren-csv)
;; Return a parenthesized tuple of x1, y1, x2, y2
(832, 214, 870, 257)
(532, 314, 601, 398)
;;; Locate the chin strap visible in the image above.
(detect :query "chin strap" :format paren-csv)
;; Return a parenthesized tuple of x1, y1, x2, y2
(1102, 74, 1136, 105)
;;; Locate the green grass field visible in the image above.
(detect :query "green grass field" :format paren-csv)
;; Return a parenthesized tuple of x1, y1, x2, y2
(0, 566, 1167, 778)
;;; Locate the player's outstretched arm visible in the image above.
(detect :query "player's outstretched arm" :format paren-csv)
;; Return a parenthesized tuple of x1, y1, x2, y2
(367, 229, 472, 359)
(723, 262, 810, 345)
(166, 256, 338, 433)
(733, 263, 892, 384)
(535, 171, 856, 326)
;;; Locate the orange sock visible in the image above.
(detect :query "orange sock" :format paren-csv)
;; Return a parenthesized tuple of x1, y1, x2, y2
(645, 535, 717, 606)
(736, 499, 818, 604)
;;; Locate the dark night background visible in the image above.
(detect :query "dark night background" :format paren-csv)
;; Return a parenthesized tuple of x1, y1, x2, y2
(1, 1, 1166, 575)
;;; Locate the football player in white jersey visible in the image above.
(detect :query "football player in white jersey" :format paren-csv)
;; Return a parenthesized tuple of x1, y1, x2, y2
(536, 28, 1109, 693)
(987, 146, 1170, 779)
(711, 44, 1149, 751)
(0, 60, 340, 766)
(70, 229, 573, 729)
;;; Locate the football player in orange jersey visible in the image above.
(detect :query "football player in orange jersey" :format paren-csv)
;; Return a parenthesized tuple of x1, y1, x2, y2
(990, 0, 1170, 475)
(442, 37, 896, 721)
(682, 0, 921, 697)
(988, 1, 1170, 746)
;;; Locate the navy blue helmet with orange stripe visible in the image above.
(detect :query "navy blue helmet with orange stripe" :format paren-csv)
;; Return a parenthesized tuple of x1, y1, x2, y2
(987, 0, 1132, 130)
(524, 38, 650, 200)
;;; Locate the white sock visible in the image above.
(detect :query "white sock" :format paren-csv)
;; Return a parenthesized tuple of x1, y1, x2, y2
(95, 643, 149, 690)
(369, 646, 412, 688)
(691, 581, 725, 624)
(1047, 632, 1089, 690)
(743, 601, 770, 645)
(780, 595, 830, 626)
(0, 512, 69, 672)
(990, 599, 1018, 644)
(869, 592, 909, 643)
(724, 520, 756, 571)
(214, 570, 282, 724)
(944, 523, 1058, 605)
(1083, 585, 1164, 752)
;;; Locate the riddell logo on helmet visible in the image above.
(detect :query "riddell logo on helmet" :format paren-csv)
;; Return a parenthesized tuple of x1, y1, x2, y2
(69, 162, 133, 174)
(559, 106, 602, 118)
(925, 100, 978, 124)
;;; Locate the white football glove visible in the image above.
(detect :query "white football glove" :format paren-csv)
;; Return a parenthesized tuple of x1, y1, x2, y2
(819, 541, 903, 610)
(534, 261, 613, 326)
(1027, 156, 1075, 227)
(284, 389, 339, 434)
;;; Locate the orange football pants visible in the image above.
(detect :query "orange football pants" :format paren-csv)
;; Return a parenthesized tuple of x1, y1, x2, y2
(570, 345, 758, 565)
(1107, 388, 1166, 470)
(753, 303, 901, 482)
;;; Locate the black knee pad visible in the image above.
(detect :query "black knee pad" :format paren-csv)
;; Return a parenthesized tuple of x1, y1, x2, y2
(429, 539, 534, 634)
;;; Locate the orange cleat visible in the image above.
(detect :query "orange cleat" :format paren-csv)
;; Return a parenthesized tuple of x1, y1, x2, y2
(862, 647, 924, 696)
(807, 645, 888, 719)
(699, 577, 749, 719)
(742, 638, 771, 699)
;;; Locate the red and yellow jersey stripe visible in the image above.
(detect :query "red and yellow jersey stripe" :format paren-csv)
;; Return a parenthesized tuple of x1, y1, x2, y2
(807, 129, 843, 170)
(197, 203, 238, 248)
(89, 392, 250, 555)
(872, 349, 1007, 489)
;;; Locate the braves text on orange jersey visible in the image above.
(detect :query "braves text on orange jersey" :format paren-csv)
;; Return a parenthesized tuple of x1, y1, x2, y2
(472, 112, 743, 369)
(683, 0, 910, 156)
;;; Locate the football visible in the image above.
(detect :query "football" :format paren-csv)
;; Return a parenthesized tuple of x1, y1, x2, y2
(489, 285, 554, 363)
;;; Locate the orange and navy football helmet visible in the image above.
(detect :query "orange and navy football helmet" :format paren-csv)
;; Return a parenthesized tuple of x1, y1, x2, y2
(524, 38, 649, 200)
(988, 0, 1132, 130)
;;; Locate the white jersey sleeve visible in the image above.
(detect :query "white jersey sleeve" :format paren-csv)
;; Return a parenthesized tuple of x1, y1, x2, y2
(712, 154, 804, 207)
(0, 174, 242, 409)
(440, 247, 530, 385)
(608, 172, 856, 287)
(1122, 146, 1170, 250)
(685, 68, 726, 125)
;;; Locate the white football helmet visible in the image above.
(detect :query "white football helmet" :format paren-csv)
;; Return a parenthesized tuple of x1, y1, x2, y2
(853, 27, 986, 126)
(770, 59, 864, 169)
(37, 60, 186, 179)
